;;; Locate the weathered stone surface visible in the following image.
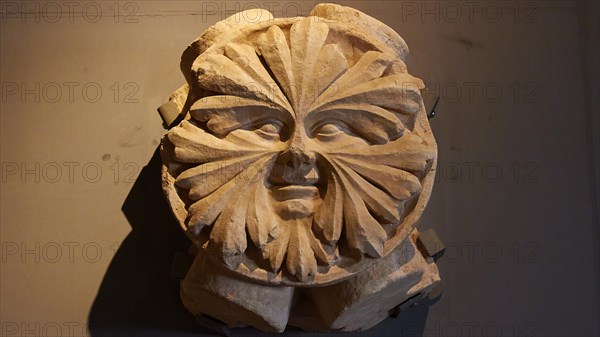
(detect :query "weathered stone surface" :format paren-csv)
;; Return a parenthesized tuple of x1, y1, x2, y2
(181, 249, 294, 332)
(160, 3, 440, 332)
(302, 231, 441, 331)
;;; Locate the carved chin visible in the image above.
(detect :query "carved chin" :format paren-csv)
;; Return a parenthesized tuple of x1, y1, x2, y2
(277, 200, 314, 219)
(270, 185, 320, 219)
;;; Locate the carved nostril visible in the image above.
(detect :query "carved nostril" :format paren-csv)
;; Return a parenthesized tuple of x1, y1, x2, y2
(280, 148, 313, 170)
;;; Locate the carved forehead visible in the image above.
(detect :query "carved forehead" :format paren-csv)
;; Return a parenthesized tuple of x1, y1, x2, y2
(188, 17, 423, 143)
(181, 4, 410, 86)
(192, 21, 409, 79)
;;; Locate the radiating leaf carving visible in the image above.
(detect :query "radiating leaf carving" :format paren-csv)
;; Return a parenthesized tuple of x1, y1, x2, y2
(186, 156, 275, 235)
(165, 17, 435, 282)
(339, 171, 388, 258)
(168, 121, 264, 163)
(262, 229, 290, 272)
(257, 25, 297, 109)
(313, 170, 343, 244)
(246, 181, 278, 247)
(335, 156, 422, 200)
(176, 153, 266, 200)
(286, 223, 317, 282)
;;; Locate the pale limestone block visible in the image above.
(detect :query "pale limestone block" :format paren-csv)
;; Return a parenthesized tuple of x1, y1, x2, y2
(160, 3, 441, 332)
(181, 249, 294, 332)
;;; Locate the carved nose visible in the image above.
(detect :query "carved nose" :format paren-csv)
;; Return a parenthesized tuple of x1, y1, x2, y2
(270, 147, 319, 186)
(278, 148, 315, 171)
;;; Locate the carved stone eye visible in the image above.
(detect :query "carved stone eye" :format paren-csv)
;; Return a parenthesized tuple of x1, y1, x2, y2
(314, 122, 349, 141)
(260, 123, 280, 134)
(255, 119, 283, 141)
(318, 123, 341, 134)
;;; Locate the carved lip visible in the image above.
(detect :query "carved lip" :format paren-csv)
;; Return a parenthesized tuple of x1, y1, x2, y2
(270, 185, 319, 201)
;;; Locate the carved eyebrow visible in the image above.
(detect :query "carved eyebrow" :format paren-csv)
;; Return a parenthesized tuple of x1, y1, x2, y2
(189, 95, 293, 136)
(304, 103, 403, 144)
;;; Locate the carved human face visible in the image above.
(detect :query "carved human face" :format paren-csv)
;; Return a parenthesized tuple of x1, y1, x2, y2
(162, 17, 436, 284)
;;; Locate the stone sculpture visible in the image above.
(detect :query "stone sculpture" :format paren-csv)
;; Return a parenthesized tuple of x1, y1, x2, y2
(159, 3, 441, 332)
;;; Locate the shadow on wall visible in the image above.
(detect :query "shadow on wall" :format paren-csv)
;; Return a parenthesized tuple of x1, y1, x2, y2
(87, 147, 437, 337)
(88, 148, 200, 337)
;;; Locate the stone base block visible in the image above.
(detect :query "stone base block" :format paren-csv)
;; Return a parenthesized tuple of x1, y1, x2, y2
(181, 251, 294, 332)
(180, 230, 441, 332)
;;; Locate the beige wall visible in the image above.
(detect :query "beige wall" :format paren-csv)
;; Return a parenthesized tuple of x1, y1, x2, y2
(1, 1, 598, 336)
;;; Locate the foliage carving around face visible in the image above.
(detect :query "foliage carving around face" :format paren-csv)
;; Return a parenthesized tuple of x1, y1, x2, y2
(164, 17, 436, 284)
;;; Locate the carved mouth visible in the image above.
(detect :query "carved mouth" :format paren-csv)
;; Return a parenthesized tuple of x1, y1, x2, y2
(270, 185, 319, 219)
(271, 185, 319, 201)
